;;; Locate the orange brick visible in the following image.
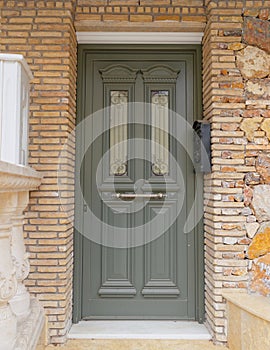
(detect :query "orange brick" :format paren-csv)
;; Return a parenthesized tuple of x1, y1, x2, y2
(130, 14, 153, 21)
(154, 15, 180, 21)
(140, 0, 170, 4)
(103, 14, 129, 21)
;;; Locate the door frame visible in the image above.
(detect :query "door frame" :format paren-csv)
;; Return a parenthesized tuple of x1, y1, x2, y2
(73, 43, 204, 324)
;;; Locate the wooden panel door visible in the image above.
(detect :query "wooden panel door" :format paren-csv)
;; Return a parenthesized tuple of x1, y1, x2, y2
(76, 46, 201, 320)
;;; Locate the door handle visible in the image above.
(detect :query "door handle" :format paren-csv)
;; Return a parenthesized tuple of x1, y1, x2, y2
(114, 192, 166, 199)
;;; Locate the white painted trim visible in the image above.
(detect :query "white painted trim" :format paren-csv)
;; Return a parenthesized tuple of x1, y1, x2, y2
(76, 32, 203, 45)
(0, 54, 33, 80)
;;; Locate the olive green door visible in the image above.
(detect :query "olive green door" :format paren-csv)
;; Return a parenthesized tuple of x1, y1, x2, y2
(76, 46, 202, 320)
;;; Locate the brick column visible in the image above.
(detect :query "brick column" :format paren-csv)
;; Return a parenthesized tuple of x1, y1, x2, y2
(202, 0, 247, 344)
(1, 0, 77, 344)
(203, 0, 270, 344)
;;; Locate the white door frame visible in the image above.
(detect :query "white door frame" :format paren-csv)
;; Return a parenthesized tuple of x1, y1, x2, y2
(73, 33, 205, 329)
(76, 32, 203, 45)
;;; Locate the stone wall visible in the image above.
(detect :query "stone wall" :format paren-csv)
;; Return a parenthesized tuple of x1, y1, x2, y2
(239, 9, 270, 298)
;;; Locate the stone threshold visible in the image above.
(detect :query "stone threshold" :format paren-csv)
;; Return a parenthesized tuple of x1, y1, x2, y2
(68, 321, 211, 340)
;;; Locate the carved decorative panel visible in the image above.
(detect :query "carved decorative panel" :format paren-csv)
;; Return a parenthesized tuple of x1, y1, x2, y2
(142, 203, 180, 298)
(141, 65, 180, 83)
(100, 64, 138, 83)
(109, 90, 128, 176)
(151, 90, 169, 176)
(98, 204, 136, 298)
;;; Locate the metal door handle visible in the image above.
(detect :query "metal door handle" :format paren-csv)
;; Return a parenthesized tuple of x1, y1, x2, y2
(114, 192, 166, 199)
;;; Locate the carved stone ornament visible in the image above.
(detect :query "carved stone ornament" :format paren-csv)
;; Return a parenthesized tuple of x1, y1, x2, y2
(14, 298, 44, 350)
(100, 65, 138, 83)
(0, 272, 17, 302)
(0, 304, 17, 350)
(152, 159, 169, 176)
(12, 254, 30, 282)
(110, 160, 127, 176)
(152, 93, 168, 107)
(0, 160, 42, 348)
(141, 65, 180, 83)
(0, 161, 42, 192)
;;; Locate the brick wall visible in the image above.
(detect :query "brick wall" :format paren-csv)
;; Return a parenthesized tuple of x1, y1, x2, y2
(1, 0, 270, 346)
(1, 0, 77, 344)
(75, 0, 205, 24)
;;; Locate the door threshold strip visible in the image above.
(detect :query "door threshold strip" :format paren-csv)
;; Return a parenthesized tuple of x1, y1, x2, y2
(68, 321, 211, 340)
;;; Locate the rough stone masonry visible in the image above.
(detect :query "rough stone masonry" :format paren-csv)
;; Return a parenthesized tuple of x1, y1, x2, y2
(238, 10, 270, 297)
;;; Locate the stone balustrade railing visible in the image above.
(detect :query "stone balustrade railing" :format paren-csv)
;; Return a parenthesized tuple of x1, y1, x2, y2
(0, 53, 45, 350)
(0, 161, 44, 350)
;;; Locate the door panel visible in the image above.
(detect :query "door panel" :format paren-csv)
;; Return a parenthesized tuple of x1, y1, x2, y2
(142, 214, 180, 298)
(79, 48, 198, 320)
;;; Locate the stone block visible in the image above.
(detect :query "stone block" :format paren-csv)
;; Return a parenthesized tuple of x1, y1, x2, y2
(244, 186, 253, 206)
(259, 8, 270, 20)
(250, 253, 270, 296)
(223, 29, 242, 37)
(240, 117, 262, 141)
(227, 42, 246, 51)
(243, 17, 270, 54)
(245, 222, 259, 238)
(223, 292, 270, 350)
(226, 302, 242, 350)
(224, 237, 238, 245)
(252, 185, 270, 222)
(244, 172, 260, 185)
(246, 80, 270, 99)
(246, 215, 256, 223)
(261, 119, 270, 142)
(241, 206, 253, 216)
(243, 8, 259, 17)
(256, 153, 270, 184)
(248, 222, 270, 259)
(236, 46, 270, 79)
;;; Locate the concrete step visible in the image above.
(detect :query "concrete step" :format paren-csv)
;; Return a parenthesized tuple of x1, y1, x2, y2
(46, 339, 228, 349)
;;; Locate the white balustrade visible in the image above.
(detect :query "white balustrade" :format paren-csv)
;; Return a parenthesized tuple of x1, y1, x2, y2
(0, 54, 32, 165)
(0, 192, 18, 350)
(9, 191, 31, 320)
(0, 54, 44, 350)
(0, 162, 42, 349)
